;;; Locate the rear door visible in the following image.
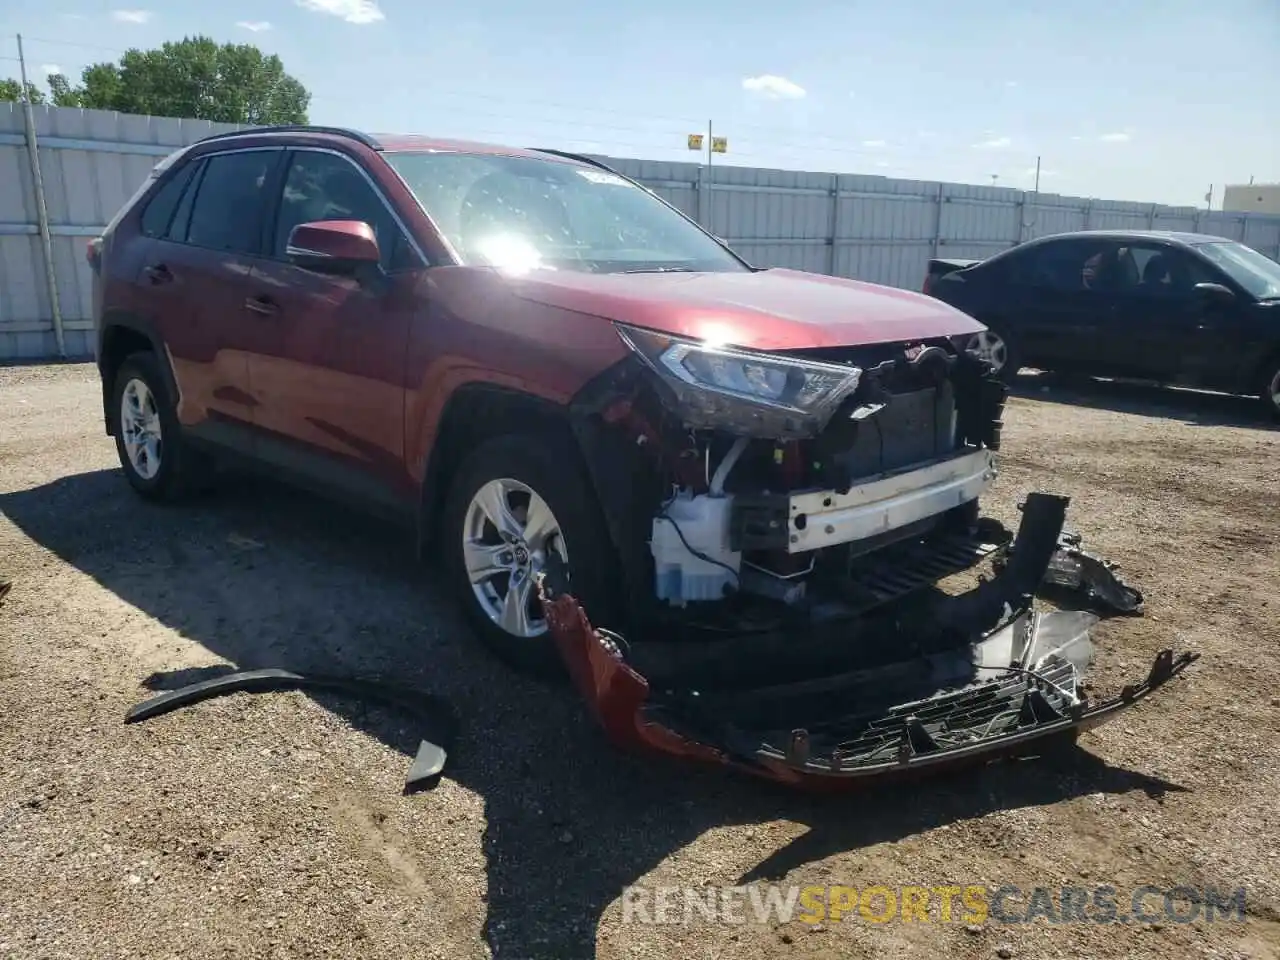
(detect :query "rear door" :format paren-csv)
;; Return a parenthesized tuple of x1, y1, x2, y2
(243, 147, 427, 511)
(138, 147, 284, 450)
(1003, 237, 1116, 370)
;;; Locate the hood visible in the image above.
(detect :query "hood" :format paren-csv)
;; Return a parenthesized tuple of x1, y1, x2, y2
(506, 267, 985, 352)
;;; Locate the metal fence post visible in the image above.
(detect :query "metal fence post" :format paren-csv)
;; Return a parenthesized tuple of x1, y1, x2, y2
(827, 174, 841, 276)
(696, 164, 711, 231)
(16, 34, 66, 359)
(931, 183, 945, 257)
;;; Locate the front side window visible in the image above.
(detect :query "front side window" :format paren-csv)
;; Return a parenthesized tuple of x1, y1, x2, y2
(1115, 244, 1214, 298)
(1194, 241, 1280, 300)
(185, 150, 278, 255)
(383, 150, 747, 275)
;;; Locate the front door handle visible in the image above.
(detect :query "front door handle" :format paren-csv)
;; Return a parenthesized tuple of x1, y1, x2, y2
(244, 295, 279, 317)
(143, 263, 173, 285)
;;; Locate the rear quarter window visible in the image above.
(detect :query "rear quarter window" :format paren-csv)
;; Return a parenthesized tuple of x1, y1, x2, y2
(139, 162, 199, 239)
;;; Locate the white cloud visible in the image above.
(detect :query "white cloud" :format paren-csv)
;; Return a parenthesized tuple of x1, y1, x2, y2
(236, 20, 272, 31)
(112, 9, 152, 23)
(1005, 80, 1019, 88)
(1070, 135, 1083, 141)
(875, 161, 891, 169)
(862, 139, 886, 148)
(972, 136, 1012, 149)
(294, 0, 385, 24)
(1099, 132, 1131, 143)
(40, 64, 61, 76)
(741, 74, 806, 100)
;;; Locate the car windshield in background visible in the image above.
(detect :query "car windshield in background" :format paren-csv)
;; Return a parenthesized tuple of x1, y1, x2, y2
(1195, 240, 1280, 300)
(383, 151, 747, 275)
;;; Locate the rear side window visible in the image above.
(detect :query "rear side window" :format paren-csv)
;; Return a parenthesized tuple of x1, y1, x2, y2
(186, 150, 279, 255)
(1014, 239, 1111, 292)
(166, 159, 205, 242)
(139, 162, 199, 239)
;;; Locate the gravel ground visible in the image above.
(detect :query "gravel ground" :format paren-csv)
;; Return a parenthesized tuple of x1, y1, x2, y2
(1, 362, 1278, 960)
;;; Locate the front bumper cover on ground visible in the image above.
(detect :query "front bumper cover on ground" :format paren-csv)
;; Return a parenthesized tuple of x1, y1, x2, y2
(539, 493, 1197, 788)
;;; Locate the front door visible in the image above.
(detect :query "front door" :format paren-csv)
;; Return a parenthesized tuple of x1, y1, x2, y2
(1108, 242, 1248, 387)
(244, 148, 425, 512)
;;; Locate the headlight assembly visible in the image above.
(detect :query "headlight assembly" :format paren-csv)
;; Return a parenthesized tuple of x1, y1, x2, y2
(615, 323, 863, 439)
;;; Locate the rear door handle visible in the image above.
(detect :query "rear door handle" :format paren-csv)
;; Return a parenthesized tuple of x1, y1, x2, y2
(244, 295, 279, 317)
(143, 263, 173, 285)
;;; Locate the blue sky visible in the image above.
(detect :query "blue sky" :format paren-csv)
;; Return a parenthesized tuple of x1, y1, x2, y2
(3, 0, 1277, 208)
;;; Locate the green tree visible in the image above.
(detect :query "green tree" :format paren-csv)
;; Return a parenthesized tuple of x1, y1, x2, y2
(3, 37, 309, 123)
(47, 73, 82, 108)
(0, 78, 47, 104)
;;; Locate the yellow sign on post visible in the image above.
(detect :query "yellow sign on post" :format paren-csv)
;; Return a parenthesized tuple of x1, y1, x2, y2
(687, 134, 704, 151)
(711, 137, 728, 154)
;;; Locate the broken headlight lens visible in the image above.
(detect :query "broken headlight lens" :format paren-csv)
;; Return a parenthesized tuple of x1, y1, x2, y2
(615, 323, 863, 438)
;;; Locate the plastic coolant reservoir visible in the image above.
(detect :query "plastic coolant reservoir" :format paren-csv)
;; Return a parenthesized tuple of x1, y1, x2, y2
(650, 492, 742, 606)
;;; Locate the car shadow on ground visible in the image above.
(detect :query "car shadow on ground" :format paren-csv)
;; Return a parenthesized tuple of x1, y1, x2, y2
(0, 469, 1187, 958)
(1010, 370, 1276, 429)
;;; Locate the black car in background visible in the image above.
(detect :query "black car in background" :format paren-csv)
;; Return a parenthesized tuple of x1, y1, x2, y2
(923, 230, 1280, 419)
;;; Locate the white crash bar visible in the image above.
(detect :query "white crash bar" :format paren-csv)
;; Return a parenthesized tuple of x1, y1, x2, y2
(786, 449, 997, 553)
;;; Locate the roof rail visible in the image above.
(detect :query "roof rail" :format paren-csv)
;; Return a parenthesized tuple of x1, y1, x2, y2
(529, 148, 618, 173)
(194, 125, 382, 150)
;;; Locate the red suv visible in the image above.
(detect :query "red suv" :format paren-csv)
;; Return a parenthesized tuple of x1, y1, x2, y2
(91, 126, 1193, 786)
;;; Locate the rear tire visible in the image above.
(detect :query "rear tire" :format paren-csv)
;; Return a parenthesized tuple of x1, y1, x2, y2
(1261, 358, 1280, 422)
(440, 433, 620, 677)
(964, 323, 1022, 384)
(111, 352, 212, 502)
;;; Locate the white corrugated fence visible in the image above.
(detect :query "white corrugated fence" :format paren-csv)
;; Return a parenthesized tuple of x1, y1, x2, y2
(3, 103, 1279, 361)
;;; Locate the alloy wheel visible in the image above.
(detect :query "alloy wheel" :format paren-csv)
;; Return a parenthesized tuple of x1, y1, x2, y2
(462, 478, 567, 639)
(965, 330, 1009, 374)
(121, 378, 163, 480)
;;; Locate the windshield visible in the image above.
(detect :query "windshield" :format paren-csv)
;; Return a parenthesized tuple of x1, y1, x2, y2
(1194, 240, 1280, 300)
(383, 150, 747, 275)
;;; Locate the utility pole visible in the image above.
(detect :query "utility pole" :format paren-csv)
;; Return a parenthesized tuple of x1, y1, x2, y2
(1033, 155, 1041, 194)
(16, 33, 66, 358)
(706, 119, 713, 169)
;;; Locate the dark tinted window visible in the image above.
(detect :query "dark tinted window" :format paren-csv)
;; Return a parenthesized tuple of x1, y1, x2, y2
(1015, 239, 1115, 292)
(272, 150, 415, 271)
(166, 159, 204, 242)
(140, 162, 198, 239)
(186, 150, 278, 254)
(1116, 244, 1215, 297)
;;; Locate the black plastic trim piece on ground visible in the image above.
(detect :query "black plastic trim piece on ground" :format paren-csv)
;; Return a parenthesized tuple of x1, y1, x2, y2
(124, 668, 458, 794)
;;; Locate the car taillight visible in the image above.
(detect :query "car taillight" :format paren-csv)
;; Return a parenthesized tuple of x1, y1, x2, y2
(87, 237, 102, 272)
(922, 273, 934, 296)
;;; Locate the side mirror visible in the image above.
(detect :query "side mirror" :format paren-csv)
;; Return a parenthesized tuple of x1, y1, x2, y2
(286, 220, 380, 274)
(1194, 281, 1235, 303)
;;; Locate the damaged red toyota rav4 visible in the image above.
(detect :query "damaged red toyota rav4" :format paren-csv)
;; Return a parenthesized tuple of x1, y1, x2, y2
(90, 126, 1196, 787)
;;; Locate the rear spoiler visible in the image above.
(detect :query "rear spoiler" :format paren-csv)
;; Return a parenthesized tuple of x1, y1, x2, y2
(923, 257, 983, 295)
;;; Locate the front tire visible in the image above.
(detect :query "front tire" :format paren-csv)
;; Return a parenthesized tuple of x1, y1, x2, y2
(111, 352, 211, 501)
(441, 433, 620, 676)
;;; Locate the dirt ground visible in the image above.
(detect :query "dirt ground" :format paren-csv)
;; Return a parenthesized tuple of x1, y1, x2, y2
(1, 362, 1278, 960)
